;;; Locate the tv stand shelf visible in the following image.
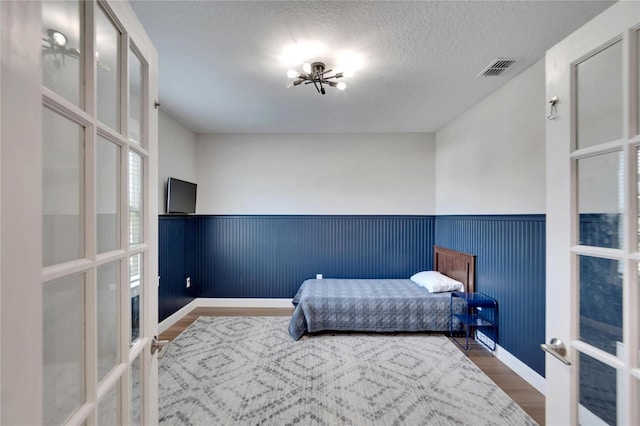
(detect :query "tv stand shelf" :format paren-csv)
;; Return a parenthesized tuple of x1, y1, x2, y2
(450, 291, 497, 353)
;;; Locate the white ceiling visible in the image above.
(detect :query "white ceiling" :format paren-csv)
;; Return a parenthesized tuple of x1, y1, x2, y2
(129, 0, 614, 134)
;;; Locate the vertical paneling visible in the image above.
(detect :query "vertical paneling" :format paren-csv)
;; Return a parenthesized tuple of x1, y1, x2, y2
(435, 215, 546, 376)
(158, 216, 198, 321)
(198, 216, 435, 298)
(159, 213, 545, 378)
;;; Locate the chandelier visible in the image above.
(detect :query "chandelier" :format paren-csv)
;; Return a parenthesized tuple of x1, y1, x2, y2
(42, 29, 80, 68)
(287, 62, 346, 95)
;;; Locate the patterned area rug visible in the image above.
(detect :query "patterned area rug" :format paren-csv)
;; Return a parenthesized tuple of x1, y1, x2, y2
(159, 316, 537, 425)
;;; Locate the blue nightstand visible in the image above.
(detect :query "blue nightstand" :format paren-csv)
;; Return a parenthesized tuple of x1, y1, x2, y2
(450, 291, 497, 352)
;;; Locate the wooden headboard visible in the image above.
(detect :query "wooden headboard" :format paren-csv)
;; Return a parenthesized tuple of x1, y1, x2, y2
(433, 246, 476, 293)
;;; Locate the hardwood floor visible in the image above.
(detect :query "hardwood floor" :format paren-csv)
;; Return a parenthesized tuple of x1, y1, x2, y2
(160, 307, 545, 425)
(159, 307, 294, 340)
(455, 343, 545, 425)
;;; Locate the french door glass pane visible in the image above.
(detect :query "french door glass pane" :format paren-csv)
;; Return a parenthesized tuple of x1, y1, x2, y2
(129, 151, 143, 246)
(96, 4, 121, 131)
(97, 261, 119, 382)
(43, 274, 85, 425)
(577, 151, 623, 249)
(579, 353, 617, 426)
(129, 48, 143, 145)
(576, 40, 623, 150)
(42, 1, 83, 107)
(579, 255, 623, 355)
(130, 253, 142, 344)
(130, 355, 142, 426)
(98, 379, 121, 426)
(42, 107, 85, 266)
(97, 136, 120, 253)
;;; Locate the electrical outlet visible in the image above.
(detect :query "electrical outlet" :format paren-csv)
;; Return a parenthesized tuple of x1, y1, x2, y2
(186, 277, 191, 288)
(475, 330, 495, 352)
(316, 274, 323, 279)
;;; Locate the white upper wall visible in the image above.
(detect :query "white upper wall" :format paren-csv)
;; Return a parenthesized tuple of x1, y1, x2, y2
(158, 110, 197, 213)
(160, 61, 547, 217)
(195, 133, 436, 215)
(435, 59, 546, 215)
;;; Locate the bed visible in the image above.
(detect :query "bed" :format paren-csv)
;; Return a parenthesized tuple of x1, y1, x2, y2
(288, 246, 476, 340)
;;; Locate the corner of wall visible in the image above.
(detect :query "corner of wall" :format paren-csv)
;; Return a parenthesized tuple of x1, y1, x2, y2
(158, 111, 198, 213)
(434, 59, 546, 216)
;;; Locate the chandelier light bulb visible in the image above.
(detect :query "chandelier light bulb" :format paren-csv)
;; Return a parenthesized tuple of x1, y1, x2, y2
(302, 62, 312, 74)
(53, 32, 67, 47)
(48, 29, 67, 47)
(337, 82, 347, 91)
(287, 69, 299, 79)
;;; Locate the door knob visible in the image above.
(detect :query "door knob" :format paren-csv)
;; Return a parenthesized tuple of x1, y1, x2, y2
(151, 336, 169, 356)
(541, 337, 571, 365)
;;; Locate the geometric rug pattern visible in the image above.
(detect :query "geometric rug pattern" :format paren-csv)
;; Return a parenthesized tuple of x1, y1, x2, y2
(159, 316, 537, 425)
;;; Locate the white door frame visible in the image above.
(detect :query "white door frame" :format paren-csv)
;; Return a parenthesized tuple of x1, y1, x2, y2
(1, 2, 44, 424)
(109, 1, 160, 423)
(546, 2, 640, 425)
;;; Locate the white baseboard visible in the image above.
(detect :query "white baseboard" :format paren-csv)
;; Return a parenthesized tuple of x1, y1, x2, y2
(158, 299, 199, 334)
(579, 404, 608, 426)
(494, 344, 547, 396)
(473, 330, 546, 395)
(158, 298, 293, 334)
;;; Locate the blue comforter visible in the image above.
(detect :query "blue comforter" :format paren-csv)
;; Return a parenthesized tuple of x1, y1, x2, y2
(288, 278, 464, 340)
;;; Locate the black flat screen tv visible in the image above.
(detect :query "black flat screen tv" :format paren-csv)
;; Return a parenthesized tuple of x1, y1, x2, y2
(166, 177, 197, 214)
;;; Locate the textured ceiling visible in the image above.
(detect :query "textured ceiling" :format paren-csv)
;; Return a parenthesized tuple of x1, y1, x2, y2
(130, 0, 614, 134)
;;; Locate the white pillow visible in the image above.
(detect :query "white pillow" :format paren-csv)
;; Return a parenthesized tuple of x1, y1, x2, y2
(410, 271, 465, 293)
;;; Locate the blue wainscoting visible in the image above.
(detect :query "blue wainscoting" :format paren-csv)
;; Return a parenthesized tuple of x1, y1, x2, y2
(159, 216, 199, 321)
(198, 216, 436, 298)
(435, 215, 546, 376)
(158, 214, 547, 378)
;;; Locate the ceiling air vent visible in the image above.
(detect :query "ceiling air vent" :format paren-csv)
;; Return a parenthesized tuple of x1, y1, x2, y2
(477, 58, 518, 77)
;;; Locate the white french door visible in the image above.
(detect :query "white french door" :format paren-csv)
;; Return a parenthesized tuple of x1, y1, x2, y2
(0, 1, 158, 424)
(546, 2, 640, 425)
